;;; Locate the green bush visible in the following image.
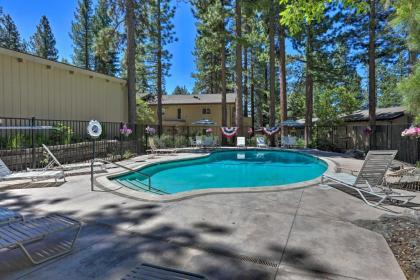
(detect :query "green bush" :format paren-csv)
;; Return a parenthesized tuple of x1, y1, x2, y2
(312, 138, 342, 152)
(159, 134, 174, 148)
(174, 136, 188, 147)
(50, 123, 74, 144)
(248, 136, 257, 146)
(7, 133, 29, 149)
(295, 138, 305, 148)
(123, 150, 135, 159)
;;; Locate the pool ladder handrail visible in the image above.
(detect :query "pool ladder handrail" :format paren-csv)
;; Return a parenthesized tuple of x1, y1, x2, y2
(91, 158, 160, 193)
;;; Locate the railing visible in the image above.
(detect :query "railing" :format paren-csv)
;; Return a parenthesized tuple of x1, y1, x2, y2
(90, 158, 168, 195)
(0, 116, 143, 171)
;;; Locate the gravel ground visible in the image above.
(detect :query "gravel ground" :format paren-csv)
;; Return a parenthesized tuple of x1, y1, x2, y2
(354, 214, 420, 280)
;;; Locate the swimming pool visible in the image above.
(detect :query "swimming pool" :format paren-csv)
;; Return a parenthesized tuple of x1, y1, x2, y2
(112, 150, 327, 194)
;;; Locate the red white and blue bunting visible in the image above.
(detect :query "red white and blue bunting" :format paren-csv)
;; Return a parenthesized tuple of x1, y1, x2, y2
(263, 126, 280, 136)
(220, 127, 239, 138)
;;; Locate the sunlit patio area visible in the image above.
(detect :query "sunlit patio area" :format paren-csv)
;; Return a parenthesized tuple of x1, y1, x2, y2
(0, 151, 418, 280)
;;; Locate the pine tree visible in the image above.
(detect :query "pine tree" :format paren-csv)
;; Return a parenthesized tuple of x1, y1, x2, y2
(172, 85, 190, 95)
(145, 0, 176, 134)
(70, 0, 94, 69)
(30, 16, 59, 60)
(191, 0, 232, 95)
(92, 0, 118, 75)
(0, 10, 25, 51)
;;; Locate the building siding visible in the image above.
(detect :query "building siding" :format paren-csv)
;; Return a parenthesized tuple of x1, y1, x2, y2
(0, 48, 128, 122)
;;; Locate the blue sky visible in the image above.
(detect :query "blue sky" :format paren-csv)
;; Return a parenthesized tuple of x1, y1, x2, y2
(0, 0, 197, 94)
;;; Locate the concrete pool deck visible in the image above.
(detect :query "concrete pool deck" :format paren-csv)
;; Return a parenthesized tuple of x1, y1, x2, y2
(0, 150, 418, 280)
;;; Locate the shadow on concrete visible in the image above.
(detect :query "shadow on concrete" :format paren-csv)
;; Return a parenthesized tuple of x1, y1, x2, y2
(269, 243, 333, 278)
(0, 188, 277, 279)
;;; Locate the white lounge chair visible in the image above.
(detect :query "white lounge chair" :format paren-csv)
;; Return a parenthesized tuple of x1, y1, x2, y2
(147, 138, 177, 154)
(236, 137, 246, 148)
(0, 214, 81, 264)
(256, 137, 268, 148)
(41, 144, 106, 171)
(321, 150, 416, 206)
(0, 159, 65, 184)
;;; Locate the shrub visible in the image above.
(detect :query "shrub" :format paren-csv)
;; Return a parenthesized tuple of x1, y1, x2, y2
(123, 150, 135, 159)
(159, 134, 174, 148)
(174, 136, 188, 147)
(50, 123, 74, 145)
(7, 133, 29, 149)
(312, 138, 342, 152)
(248, 136, 256, 146)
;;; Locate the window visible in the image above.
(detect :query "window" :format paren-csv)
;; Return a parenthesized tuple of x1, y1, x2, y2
(202, 108, 211, 115)
(177, 108, 182, 119)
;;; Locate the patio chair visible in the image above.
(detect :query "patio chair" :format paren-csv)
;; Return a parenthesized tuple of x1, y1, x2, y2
(122, 263, 206, 280)
(212, 136, 219, 147)
(147, 138, 177, 154)
(236, 137, 246, 148)
(40, 144, 106, 171)
(321, 150, 416, 206)
(195, 136, 203, 148)
(189, 137, 196, 147)
(0, 214, 81, 264)
(0, 207, 23, 225)
(288, 136, 297, 148)
(281, 136, 289, 147)
(256, 136, 268, 148)
(0, 159, 65, 184)
(203, 136, 213, 148)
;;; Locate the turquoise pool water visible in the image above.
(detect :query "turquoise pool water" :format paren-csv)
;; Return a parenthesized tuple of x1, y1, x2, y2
(112, 150, 327, 194)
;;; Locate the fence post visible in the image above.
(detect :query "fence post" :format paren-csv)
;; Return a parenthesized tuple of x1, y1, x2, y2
(119, 122, 123, 160)
(172, 126, 175, 148)
(31, 117, 36, 168)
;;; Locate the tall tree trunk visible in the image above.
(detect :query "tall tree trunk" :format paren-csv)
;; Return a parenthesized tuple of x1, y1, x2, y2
(250, 50, 255, 132)
(125, 0, 136, 127)
(157, 0, 163, 135)
(261, 63, 268, 127)
(268, 0, 276, 146)
(278, 23, 287, 138)
(408, 51, 417, 73)
(220, 0, 227, 145)
(220, 0, 227, 127)
(304, 24, 313, 148)
(368, 0, 376, 148)
(243, 47, 248, 117)
(235, 0, 243, 134)
(84, 11, 89, 69)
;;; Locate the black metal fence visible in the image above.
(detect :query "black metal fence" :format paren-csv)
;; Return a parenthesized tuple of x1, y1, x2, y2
(1, 117, 418, 171)
(0, 117, 143, 171)
(144, 123, 419, 164)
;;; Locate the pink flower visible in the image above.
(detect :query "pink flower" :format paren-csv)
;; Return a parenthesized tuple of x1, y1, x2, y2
(248, 127, 253, 134)
(363, 126, 372, 135)
(206, 128, 213, 133)
(401, 126, 420, 138)
(120, 123, 133, 137)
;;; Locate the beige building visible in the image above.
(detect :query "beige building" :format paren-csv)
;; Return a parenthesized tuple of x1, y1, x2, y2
(146, 93, 251, 128)
(0, 47, 127, 122)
